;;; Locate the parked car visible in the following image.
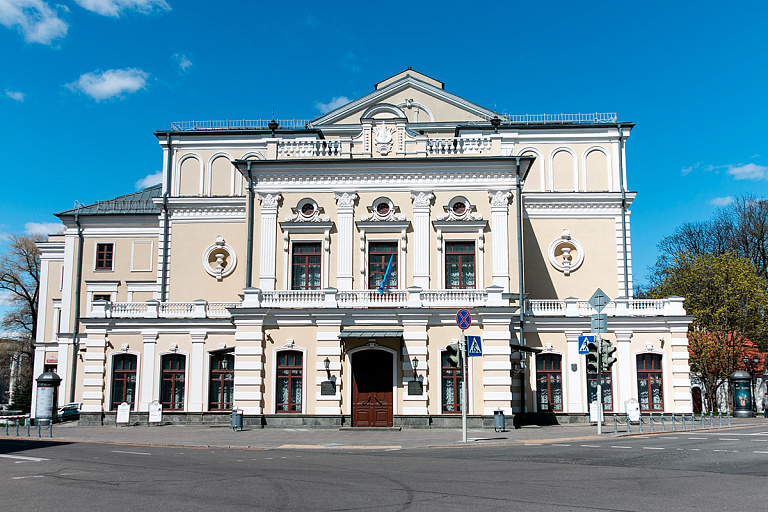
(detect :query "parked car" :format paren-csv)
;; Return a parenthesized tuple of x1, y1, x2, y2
(56, 402, 82, 422)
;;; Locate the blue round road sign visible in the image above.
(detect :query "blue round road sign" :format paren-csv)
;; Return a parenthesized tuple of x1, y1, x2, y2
(456, 309, 471, 330)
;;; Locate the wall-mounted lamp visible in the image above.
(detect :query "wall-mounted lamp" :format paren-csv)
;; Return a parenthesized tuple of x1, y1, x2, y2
(411, 357, 419, 378)
(324, 357, 331, 378)
(511, 359, 526, 376)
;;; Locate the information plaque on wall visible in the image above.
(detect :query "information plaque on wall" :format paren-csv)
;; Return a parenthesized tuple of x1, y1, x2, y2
(320, 380, 336, 395)
(408, 380, 423, 395)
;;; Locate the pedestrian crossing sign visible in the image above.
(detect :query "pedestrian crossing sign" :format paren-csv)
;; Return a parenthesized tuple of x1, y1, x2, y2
(467, 336, 483, 357)
(578, 335, 594, 354)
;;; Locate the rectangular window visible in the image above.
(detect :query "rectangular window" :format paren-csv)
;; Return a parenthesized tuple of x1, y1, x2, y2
(209, 353, 234, 411)
(96, 243, 114, 270)
(111, 354, 137, 410)
(291, 243, 322, 290)
(445, 241, 475, 289)
(161, 354, 186, 410)
(587, 369, 613, 412)
(536, 354, 563, 412)
(368, 242, 398, 289)
(441, 352, 464, 413)
(276, 351, 302, 412)
(93, 294, 111, 302)
(637, 354, 663, 411)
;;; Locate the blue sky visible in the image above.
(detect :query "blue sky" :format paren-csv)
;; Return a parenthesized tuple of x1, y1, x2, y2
(1, 0, 766, 292)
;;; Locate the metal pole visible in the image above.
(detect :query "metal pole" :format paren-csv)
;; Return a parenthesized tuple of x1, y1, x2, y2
(461, 331, 467, 443)
(596, 333, 603, 435)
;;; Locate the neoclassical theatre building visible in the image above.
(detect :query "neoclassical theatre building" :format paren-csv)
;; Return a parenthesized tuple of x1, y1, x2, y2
(32, 69, 693, 427)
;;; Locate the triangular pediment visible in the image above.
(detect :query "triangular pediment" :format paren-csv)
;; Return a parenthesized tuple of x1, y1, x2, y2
(310, 69, 497, 128)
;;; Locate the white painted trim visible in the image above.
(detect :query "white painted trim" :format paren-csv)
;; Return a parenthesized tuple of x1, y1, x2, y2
(157, 350, 190, 411)
(516, 146, 544, 192)
(395, 100, 435, 122)
(271, 346, 308, 415)
(106, 350, 141, 412)
(285, 238, 326, 292)
(93, 241, 115, 272)
(206, 152, 235, 197)
(582, 146, 612, 192)
(630, 349, 669, 413)
(548, 146, 578, 192)
(532, 349, 566, 413)
(346, 345, 398, 417)
(130, 241, 154, 272)
(175, 153, 204, 196)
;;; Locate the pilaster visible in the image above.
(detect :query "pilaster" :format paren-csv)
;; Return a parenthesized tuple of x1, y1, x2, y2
(615, 330, 632, 411)
(139, 331, 158, 412)
(188, 330, 207, 412)
(333, 192, 357, 291)
(479, 312, 515, 415)
(257, 193, 281, 290)
(30, 344, 46, 418)
(669, 327, 693, 413)
(81, 328, 107, 413)
(488, 190, 512, 292)
(565, 331, 584, 413)
(400, 315, 429, 415)
(233, 316, 266, 415)
(315, 315, 344, 415)
(410, 191, 433, 289)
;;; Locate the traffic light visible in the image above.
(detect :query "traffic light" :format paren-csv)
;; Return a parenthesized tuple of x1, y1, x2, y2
(586, 340, 600, 374)
(446, 342, 461, 367)
(602, 339, 617, 370)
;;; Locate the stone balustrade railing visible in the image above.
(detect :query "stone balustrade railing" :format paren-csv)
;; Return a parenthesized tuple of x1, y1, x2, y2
(89, 293, 684, 320)
(527, 297, 685, 317)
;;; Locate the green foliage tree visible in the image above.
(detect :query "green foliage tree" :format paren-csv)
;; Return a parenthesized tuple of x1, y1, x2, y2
(649, 252, 768, 411)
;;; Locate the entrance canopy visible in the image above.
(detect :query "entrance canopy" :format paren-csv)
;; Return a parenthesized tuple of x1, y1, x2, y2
(339, 330, 403, 339)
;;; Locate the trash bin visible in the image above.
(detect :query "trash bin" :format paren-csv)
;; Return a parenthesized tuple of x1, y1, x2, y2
(494, 409, 505, 432)
(231, 408, 243, 431)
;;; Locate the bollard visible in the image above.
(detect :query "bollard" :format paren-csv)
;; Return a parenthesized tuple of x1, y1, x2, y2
(710, 411, 713, 429)
(627, 414, 631, 434)
(16, 421, 20, 436)
(728, 411, 731, 427)
(649, 412, 654, 432)
(37, 422, 41, 438)
(718, 412, 722, 427)
(682, 414, 686, 430)
(27, 418, 30, 436)
(614, 414, 618, 434)
(661, 414, 665, 431)
(48, 421, 53, 439)
(671, 413, 676, 431)
(639, 415, 644, 433)
(4, 421, 7, 436)
(692, 413, 696, 429)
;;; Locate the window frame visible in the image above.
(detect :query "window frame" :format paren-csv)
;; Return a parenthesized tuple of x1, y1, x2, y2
(367, 240, 399, 290)
(290, 241, 323, 291)
(636, 353, 664, 412)
(111, 353, 138, 411)
(586, 366, 613, 412)
(95, 242, 114, 271)
(536, 353, 564, 412)
(274, 349, 304, 414)
(444, 240, 477, 290)
(440, 350, 465, 414)
(160, 353, 187, 411)
(208, 351, 235, 411)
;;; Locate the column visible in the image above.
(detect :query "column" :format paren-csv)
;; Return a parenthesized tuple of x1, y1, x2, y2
(488, 190, 511, 292)
(30, 344, 46, 418)
(233, 316, 266, 415)
(401, 315, 429, 416)
(257, 193, 281, 290)
(410, 191, 433, 289)
(139, 331, 158, 412)
(615, 330, 632, 411)
(670, 326, 693, 413)
(188, 330, 207, 412)
(81, 328, 107, 413)
(565, 331, 584, 413)
(480, 312, 515, 416)
(333, 192, 357, 291)
(315, 314, 344, 415)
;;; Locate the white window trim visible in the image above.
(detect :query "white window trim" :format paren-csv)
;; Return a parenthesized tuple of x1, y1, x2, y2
(532, 349, 566, 413)
(271, 345, 307, 415)
(130, 241, 154, 272)
(94, 241, 115, 272)
(51, 299, 61, 341)
(206, 349, 235, 412)
(440, 344, 474, 415)
(364, 237, 404, 291)
(157, 350, 190, 412)
(85, 280, 119, 314)
(631, 349, 669, 413)
(125, 281, 157, 302)
(106, 350, 141, 412)
(283, 237, 328, 291)
(433, 221, 486, 290)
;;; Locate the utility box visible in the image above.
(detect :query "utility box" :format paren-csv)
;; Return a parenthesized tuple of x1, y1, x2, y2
(731, 371, 754, 417)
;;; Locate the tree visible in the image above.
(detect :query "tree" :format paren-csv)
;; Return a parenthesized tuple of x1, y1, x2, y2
(649, 252, 768, 411)
(0, 234, 44, 402)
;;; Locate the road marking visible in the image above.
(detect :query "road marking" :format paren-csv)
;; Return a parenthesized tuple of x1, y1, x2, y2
(551, 444, 571, 446)
(690, 449, 700, 451)
(719, 438, 739, 441)
(689, 437, 707, 440)
(112, 450, 150, 456)
(11, 475, 44, 480)
(525, 443, 543, 446)
(642, 447, 664, 450)
(713, 449, 731, 452)
(753, 451, 768, 454)
(0, 454, 49, 462)
(611, 446, 632, 449)
(580, 444, 600, 448)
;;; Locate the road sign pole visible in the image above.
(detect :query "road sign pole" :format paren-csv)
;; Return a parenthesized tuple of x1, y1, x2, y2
(461, 331, 467, 443)
(596, 333, 603, 435)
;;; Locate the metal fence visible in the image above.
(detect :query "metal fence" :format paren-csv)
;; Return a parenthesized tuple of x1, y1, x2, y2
(2, 415, 54, 438)
(613, 412, 732, 434)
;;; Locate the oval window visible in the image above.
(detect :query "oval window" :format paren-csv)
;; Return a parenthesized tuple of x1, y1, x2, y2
(376, 202, 390, 216)
(452, 201, 466, 215)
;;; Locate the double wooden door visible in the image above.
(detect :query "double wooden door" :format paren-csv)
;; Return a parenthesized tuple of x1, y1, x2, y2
(352, 350, 393, 427)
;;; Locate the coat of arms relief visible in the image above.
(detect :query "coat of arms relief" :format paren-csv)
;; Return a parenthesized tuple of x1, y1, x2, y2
(374, 123, 394, 155)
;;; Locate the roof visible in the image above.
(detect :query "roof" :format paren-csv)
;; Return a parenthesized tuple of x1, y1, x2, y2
(56, 184, 162, 217)
(339, 330, 404, 339)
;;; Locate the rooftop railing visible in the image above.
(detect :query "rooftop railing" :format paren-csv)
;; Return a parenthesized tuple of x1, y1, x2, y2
(170, 119, 311, 131)
(494, 112, 618, 125)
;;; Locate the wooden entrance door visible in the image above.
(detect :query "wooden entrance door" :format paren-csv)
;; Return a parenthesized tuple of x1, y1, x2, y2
(352, 350, 393, 427)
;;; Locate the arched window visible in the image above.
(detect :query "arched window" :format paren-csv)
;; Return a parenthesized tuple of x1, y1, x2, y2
(441, 352, 464, 413)
(637, 354, 663, 411)
(111, 354, 137, 410)
(587, 366, 613, 412)
(209, 352, 234, 411)
(161, 354, 186, 410)
(276, 351, 302, 413)
(536, 354, 563, 412)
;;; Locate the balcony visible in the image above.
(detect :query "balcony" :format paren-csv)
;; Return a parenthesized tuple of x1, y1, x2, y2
(526, 297, 686, 317)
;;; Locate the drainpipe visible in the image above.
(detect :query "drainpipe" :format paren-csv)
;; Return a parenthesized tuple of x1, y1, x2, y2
(160, 134, 172, 301)
(245, 161, 255, 288)
(515, 156, 526, 420)
(69, 213, 84, 402)
(617, 124, 629, 297)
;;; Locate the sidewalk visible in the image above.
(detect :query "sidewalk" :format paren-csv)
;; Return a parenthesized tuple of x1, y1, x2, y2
(5, 417, 764, 450)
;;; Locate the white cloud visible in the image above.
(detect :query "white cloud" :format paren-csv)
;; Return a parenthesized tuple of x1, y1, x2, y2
(73, 0, 170, 17)
(726, 163, 768, 181)
(709, 196, 734, 206)
(135, 170, 162, 190)
(316, 96, 350, 114)
(66, 68, 148, 101)
(5, 89, 24, 101)
(172, 52, 192, 73)
(24, 221, 63, 235)
(0, 0, 68, 44)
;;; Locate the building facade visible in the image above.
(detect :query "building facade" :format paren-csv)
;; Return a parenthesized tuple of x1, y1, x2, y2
(32, 69, 693, 426)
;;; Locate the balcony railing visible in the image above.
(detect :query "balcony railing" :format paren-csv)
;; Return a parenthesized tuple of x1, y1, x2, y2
(426, 137, 493, 155)
(171, 119, 310, 131)
(90, 293, 684, 320)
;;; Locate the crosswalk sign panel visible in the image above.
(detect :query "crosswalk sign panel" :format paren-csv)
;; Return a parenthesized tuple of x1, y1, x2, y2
(467, 336, 482, 357)
(578, 335, 594, 355)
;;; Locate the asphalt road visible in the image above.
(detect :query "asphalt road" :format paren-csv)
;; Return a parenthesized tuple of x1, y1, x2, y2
(2, 426, 767, 511)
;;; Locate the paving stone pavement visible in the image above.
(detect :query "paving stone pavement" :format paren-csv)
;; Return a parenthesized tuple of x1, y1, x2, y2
(4, 416, 764, 450)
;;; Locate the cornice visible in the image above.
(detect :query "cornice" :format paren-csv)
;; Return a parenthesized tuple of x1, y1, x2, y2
(523, 192, 637, 218)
